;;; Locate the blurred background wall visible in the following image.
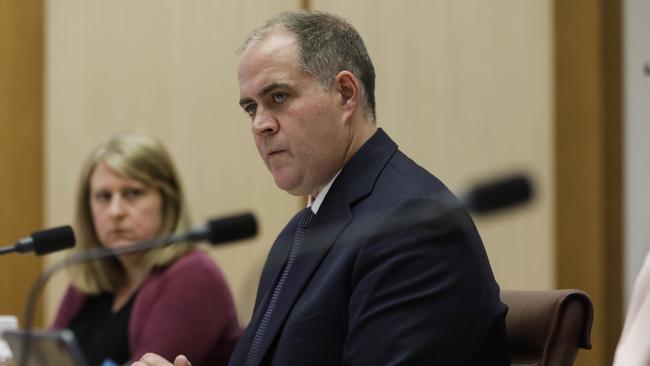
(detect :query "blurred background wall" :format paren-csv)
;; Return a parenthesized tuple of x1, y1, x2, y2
(42, 0, 555, 321)
(1, 1, 641, 366)
(42, 0, 301, 335)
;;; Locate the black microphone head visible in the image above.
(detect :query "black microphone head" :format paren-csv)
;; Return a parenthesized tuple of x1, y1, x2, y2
(31, 225, 76, 255)
(205, 213, 258, 245)
(465, 174, 533, 214)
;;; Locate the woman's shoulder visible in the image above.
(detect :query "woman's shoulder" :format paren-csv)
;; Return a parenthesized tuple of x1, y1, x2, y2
(135, 249, 233, 313)
(147, 249, 227, 288)
(61, 284, 88, 304)
(52, 285, 89, 328)
(167, 249, 220, 273)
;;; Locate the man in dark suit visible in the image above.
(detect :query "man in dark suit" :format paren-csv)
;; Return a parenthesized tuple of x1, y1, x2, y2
(134, 10, 509, 366)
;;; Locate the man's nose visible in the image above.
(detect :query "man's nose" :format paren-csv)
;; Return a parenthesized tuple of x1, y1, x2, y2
(251, 109, 279, 136)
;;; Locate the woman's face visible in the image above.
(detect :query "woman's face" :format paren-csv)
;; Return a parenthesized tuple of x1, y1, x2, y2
(89, 162, 163, 249)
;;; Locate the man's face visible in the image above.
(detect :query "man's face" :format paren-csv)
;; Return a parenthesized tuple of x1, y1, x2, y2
(238, 30, 350, 197)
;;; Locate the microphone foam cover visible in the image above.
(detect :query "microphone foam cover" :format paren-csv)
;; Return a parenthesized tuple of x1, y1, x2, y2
(31, 225, 76, 255)
(466, 174, 533, 214)
(206, 213, 258, 245)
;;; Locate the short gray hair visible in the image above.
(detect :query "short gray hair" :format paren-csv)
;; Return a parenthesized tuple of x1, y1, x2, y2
(240, 10, 376, 122)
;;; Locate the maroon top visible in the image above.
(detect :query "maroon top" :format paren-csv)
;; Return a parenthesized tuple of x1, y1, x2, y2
(53, 250, 241, 365)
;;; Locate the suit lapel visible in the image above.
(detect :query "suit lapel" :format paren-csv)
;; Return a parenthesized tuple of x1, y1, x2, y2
(258, 198, 353, 361)
(254, 212, 306, 308)
(239, 129, 398, 366)
(229, 213, 302, 365)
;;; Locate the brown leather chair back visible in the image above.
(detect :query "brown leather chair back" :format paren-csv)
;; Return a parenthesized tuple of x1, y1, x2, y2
(501, 289, 593, 366)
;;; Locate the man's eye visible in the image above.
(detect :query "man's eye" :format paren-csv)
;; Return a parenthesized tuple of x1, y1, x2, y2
(244, 104, 257, 116)
(272, 93, 287, 103)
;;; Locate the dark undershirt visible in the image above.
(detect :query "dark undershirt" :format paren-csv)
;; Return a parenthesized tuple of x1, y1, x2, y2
(68, 292, 133, 366)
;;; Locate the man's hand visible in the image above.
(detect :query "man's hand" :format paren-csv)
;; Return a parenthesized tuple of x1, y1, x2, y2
(131, 353, 192, 366)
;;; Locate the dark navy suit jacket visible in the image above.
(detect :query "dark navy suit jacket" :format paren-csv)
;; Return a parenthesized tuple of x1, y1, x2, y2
(228, 129, 510, 365)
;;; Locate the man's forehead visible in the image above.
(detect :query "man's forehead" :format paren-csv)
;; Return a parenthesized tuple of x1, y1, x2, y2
(238, 58, 295, 93)
(238, 32, 301, 94)
(242, 29, 296, 59)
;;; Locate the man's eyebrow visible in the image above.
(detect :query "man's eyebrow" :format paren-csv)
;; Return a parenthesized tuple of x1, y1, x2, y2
(239, 82, 294, 107)
(239, 96, 254, 108)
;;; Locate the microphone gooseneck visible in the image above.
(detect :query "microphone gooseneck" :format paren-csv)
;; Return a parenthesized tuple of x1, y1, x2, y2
(17, 212, 257, 366)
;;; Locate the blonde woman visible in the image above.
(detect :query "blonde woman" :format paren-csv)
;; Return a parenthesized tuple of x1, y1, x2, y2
(53, 132, 240, 366)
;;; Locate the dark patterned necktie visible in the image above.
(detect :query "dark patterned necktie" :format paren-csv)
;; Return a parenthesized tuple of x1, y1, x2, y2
(245, 208, 315, 366)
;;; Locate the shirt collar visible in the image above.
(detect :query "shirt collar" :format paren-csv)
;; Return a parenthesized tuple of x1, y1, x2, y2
(307, 170, 341, 214)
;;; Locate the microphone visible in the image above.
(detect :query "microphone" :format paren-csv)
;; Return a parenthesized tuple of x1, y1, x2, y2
(368, 173, 535, 243)
(16, 212, 257, 366)
(186, 213, 259, 244)
(463, 174, 533, 214)
(0, 225, 76, 256)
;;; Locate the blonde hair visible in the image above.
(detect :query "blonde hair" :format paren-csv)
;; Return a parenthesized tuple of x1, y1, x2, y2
(69, 131, 192, 294)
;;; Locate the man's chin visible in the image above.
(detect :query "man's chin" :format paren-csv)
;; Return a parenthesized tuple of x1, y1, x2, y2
(274, 178, 308, 197)
(272, 174, 301, 195)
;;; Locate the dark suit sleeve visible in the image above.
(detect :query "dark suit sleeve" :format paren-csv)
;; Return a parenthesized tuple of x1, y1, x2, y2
(344, 197, 504, 365)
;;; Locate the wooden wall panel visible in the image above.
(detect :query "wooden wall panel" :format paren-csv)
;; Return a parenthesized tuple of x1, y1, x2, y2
(312, 0, 555, 291)
(555, 1, 623, 365)
(0, 0, 44, 326)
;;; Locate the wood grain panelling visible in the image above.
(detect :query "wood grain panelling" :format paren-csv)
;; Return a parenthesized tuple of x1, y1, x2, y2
(555, 1, 623, 365)
(0, 0, 44, 326)
(602, 0, 623, 361)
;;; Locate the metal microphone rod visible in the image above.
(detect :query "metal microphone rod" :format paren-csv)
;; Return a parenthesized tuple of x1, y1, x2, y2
(0, 246, 17, 255)
(18, 231, 190, 366)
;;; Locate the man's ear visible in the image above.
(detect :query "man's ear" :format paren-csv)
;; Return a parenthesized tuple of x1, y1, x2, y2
(334, 71, 360, 118)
